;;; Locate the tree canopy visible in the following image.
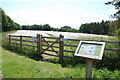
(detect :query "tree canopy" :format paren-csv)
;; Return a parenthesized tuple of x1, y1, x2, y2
(105, 0, 120, 19)
(105, 0, 120, 38)
(79, 20, 110, 35)
(1, 8, 22, 32)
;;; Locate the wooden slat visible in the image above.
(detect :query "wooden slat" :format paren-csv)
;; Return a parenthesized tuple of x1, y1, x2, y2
(9, 35, 120, 44)
(42, 49, 59, 53)
(10, 39, 33, 43)
(105, 48, 120, 52)
(42, 36, 60, 39)
(67, 39, 120, 44)
(67, 38, 80, 41)
(64, 44, 78, 47)
(42, 38, 59, 54)
(11, 39, 20, 41)
(81, 40, 120, 44)
(11, 42, 37, 47)
(11, 42, 20, 45)
(63, 50, 75, 53)
(22, 40, 33, 43)
(22, 44, 37, 47)
(42, 40, 59, 43)
(42, 44, 59, 48)
(43, 53, 74, 58)
(9, 35, 33, 38)
(101, 40, 118, 44)
(43, 53, 59, 57)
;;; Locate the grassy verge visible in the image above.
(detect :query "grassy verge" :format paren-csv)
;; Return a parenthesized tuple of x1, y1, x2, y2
(1, 47, 120, 78)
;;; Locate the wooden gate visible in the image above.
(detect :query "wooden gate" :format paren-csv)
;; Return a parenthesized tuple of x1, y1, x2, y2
(37, 34, 64, 62)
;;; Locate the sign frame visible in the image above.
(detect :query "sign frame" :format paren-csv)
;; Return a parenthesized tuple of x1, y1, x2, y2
(74, 41, 106, 60)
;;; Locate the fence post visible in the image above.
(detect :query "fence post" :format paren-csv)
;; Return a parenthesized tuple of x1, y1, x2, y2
(86, 58, 93, 79)
(37, 34, 42, 56)
(9, 35, 11, 44)
(9, 35, 11, 50)
(20, 35, 22, 49)
(59, 34, 64, 63)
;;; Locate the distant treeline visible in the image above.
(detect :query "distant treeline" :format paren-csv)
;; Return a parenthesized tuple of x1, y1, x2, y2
(79, 20, 110, 35)
(22, 24, 79, 33)
(22, 20, 117, 36)
(1, 7, 119, 37)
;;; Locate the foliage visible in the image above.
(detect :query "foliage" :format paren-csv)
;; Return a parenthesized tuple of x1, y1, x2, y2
(22, 24, 52, 31)
(115, 28, 120, 40)
(105, 0, 120, 36)
(105, 0, 120, 19)
(60, 26, 79, 32)
(79, 20, 110, 35)
(108, 20, 119, 36)
(22, 24, 79, 33)
(0, 8, 22, 32)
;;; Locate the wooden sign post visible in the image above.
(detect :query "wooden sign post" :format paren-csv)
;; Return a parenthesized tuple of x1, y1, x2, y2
(86, 58, 93, 79)
(74, 41, 106, 79)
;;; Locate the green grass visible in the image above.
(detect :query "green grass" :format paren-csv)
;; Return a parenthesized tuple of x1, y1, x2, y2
(1, 47, 120, 78)
(1, 30, 120, 78)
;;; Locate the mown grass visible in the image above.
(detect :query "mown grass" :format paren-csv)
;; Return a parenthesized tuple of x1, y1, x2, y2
(1, 30, 120, 78)
(1, 47, 120, 78)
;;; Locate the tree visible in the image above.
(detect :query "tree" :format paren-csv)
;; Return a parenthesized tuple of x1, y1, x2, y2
(105, 0, 120, 37)
(60, 26, 78, 32)
(79, 21, 110, 35)
(42, 24, 51, 31)
(105, 0, 120, 19)
(1, 8, 22, 32)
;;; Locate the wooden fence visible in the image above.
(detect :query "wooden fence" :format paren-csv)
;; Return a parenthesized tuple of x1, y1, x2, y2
(8, 34, 120, 62)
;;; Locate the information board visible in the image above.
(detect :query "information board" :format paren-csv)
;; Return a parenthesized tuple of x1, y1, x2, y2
(74, 41, 105, 60)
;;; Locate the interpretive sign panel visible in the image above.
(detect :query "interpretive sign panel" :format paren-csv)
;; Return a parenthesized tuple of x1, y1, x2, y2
(74, 41, 105, 60)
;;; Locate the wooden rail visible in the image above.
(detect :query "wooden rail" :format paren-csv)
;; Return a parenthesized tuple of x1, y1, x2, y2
(9, 34, 120, 62)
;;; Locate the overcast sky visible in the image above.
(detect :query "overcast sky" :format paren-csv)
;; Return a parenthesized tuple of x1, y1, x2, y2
(0, 0, 117, 29)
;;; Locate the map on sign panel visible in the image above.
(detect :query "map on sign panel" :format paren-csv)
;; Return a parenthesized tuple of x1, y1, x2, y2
(74, 41, 105, 60)
(78, 44, 101, 56)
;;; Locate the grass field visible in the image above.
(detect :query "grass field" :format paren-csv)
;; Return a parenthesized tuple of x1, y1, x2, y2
(1, 30, 120, 78)
(1, 47, 120, 78)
